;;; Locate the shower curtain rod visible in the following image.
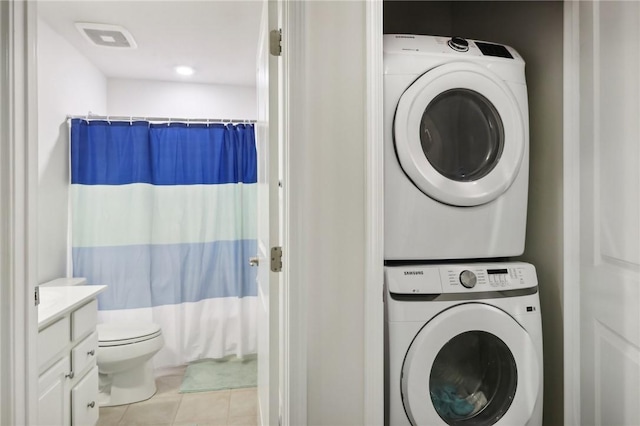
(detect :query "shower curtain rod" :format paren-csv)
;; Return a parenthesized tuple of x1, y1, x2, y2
(66, 114, 257, 124)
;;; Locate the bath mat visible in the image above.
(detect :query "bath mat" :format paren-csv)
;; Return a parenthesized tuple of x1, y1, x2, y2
(179, 357, 257, 393)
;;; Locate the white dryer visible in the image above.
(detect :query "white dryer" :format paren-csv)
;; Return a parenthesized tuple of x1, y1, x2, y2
(384, 34, 529, 261)
(385, 262, 543, 426)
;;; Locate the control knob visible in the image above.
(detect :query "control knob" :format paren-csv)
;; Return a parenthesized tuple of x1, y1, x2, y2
(459, 270, 477, 289)
(448, 37, 469, 52)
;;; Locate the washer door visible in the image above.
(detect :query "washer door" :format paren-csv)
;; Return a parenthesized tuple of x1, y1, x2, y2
(394, 62, 525, 206)
(401, 303, 539, 426)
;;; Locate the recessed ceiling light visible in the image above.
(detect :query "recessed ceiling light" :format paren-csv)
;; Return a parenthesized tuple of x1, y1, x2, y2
(175, 66, 195, 76)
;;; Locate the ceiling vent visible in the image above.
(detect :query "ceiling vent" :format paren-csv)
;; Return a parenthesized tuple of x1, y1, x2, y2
(75, 22, 137, 49)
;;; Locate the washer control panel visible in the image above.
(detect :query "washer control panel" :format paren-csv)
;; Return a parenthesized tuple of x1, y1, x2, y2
(386, 262, 537, 295)
(443, 266, 528, 291)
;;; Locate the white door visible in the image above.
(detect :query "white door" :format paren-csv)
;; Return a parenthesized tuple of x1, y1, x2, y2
(255, 0, 281, 425)
(577, 1, 640, 424)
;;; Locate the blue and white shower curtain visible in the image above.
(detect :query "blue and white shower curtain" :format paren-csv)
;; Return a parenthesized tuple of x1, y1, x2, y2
(70, 119, 257, 368)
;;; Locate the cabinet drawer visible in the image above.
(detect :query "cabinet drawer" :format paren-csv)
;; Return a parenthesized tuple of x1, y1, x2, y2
(72, 331, 98, 376)
(71, 365, 99, 426)
(72, 299, 97, 341)
(38, 317, 71, 372)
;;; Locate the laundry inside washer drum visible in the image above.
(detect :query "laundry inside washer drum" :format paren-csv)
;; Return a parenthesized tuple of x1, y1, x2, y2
(428, 331, 517, 425)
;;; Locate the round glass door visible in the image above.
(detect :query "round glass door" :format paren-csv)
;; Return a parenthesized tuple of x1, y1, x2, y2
(420, 89, 504, 182)
(394, 62, 525, 206)
(429, 331, 517, 425)
(401, 304, 539, 426)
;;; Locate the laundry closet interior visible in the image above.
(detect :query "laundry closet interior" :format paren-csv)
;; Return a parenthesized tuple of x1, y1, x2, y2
(382, 1, 564, 424)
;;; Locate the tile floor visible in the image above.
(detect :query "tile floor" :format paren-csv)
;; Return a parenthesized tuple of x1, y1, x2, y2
(97, 369, 258, 426)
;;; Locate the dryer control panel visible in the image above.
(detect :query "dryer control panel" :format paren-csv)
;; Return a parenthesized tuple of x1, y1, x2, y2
(386, 261, 537, 295)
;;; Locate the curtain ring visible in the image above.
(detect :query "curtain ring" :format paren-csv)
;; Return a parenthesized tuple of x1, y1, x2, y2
(107, 115, 111, 125)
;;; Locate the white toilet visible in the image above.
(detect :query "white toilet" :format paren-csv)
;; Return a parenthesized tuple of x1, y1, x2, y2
(96, 321, 164, 407)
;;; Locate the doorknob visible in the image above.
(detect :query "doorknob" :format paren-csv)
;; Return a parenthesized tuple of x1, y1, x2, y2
(249, 257, 259, 267)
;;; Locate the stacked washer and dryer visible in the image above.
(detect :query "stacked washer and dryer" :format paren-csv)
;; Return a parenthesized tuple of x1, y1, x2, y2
(383, 35, 543, 426)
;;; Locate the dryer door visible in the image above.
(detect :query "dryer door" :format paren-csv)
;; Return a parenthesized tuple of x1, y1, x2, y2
(401, 303, 539, 426)
(394, 62, 525, 206)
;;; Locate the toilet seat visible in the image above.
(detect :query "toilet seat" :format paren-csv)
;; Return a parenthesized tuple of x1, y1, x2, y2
(98, 322, 162, 347)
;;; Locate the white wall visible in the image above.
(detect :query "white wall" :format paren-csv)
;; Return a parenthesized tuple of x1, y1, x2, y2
(383, 1, 453, 36)
(107, 79, 256, 119)
(37, 17, 107, 284)
(296, 2, 366, 424)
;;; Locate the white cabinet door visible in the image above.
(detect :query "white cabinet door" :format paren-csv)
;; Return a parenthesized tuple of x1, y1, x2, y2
(577, 2, 640, 425)
(38, 356, 70, 426)
(71, 366, 99, 426)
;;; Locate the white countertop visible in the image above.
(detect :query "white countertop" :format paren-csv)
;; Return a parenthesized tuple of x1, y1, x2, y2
(38, 285, 107, 330)
(40, 277, 87, 287)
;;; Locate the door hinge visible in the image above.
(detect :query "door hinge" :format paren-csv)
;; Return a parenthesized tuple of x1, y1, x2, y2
(271, 246, 283, 272)
(35, 286, 40, 306)
(270, 29, 282, 57)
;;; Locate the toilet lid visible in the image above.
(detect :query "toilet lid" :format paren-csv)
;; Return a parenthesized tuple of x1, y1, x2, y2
(98, 321, 162, 347)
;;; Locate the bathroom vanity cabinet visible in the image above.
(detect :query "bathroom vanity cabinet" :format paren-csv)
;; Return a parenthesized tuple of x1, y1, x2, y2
(37, 285, 106, 426)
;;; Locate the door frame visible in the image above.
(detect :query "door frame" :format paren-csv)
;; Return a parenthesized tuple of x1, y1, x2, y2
(281, 1, 307, 424)
(562, 1, 581, 425)
(0, 1, 39, 425)
(278, 1, 386, 423)
(283, 2, 386, 423)
(364, 1, 384, 425)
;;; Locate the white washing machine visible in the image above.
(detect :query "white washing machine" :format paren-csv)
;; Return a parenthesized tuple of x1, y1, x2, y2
(385, 262, 543, 426)
(384, 34, 530, 261)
